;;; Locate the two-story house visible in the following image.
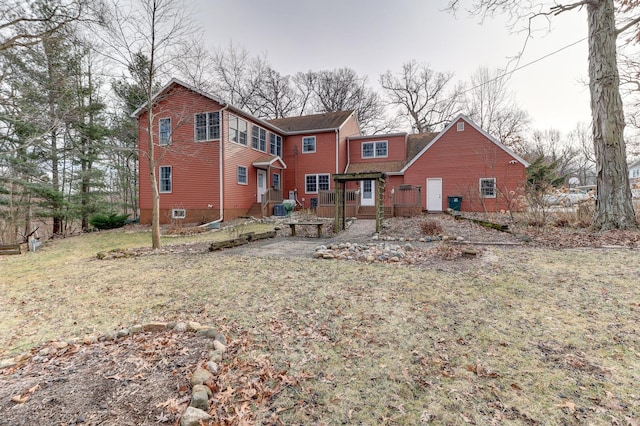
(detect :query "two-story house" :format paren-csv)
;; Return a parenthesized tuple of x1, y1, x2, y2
(133, 79, 528, 224)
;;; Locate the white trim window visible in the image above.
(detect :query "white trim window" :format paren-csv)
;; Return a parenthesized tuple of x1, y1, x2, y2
(362, 141, 388, 158)
(457, 122, 465, 132)
(159, 118, 171, 145)
(229, 114, 247, 146)
(270, 133, 282, 157)
(237, 166, 248, 185)
(251, 126, 267, 152)
(479, 178, 496, 198)
(302, 136, 316, 153)
(194, 112, 220, 141)
(272, 173, 280, 189)
(305, 173, 330, 193)
(159, 166, 172, 193)
(172, 208, 186, 219)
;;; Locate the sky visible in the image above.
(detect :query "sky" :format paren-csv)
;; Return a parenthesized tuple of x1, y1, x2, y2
(192, 0, 591, 134)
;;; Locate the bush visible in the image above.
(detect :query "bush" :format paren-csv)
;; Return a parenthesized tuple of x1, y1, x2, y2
(420, 220, 444, 236)
(89, 213, 130, 230)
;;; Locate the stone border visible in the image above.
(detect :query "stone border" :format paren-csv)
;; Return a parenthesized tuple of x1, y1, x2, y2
(0, 320, 227, 426)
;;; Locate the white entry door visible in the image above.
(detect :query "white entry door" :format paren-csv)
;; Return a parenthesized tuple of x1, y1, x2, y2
(426, 178, 443, 211)
(361, 180, 375, 206)
(257, 169, 267, 202)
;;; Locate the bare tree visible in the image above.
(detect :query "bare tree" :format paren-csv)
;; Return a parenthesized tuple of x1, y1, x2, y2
(100, 0, 199, 249)
(250, 67, 300, 120)
(209, 41, 268, 112)
(463, 66, 530, 149)
(447, 0, 639, 230)
(307, 68, 386, 134)
(0, 0, 96, 53)
(380, 60, 464, 133)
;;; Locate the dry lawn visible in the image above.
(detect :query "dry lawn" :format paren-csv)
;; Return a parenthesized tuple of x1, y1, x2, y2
(1, 224, 640, 424)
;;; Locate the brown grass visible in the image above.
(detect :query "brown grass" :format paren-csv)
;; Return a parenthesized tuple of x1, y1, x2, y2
(1, 227, 639, 424)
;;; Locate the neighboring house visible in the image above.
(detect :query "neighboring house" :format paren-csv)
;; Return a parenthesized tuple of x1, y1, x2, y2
(133, 79, 528, 225)
(629, 159, 640, 184)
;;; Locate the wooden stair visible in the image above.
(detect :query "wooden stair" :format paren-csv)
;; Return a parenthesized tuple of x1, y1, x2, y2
(356, 206, 392, 220)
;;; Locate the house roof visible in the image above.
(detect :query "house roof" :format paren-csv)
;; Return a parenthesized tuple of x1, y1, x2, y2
(629, 158, 640, 169)
(347, 161, 407, 174)
(406, 132, 439, 160)
(252, 155, 287, 169)
(400, 114, 530, 173)
(267, 110, 355, 133)
(130, 78, 226, 119)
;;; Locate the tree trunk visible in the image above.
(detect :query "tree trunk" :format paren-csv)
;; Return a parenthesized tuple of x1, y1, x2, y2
(147, 109, 161, 249)
(588, 0, 636, 230)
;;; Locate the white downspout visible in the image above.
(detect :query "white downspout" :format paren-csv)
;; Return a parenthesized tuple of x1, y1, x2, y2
(335, 129, 339, 174)
(203, 105, 229, 226)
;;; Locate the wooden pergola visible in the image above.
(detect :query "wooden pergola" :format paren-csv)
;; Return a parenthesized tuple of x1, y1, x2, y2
(333, 172, 387, 233)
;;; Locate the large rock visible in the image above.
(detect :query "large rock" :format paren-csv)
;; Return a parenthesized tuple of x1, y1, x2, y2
(190, 367, 213, 386)
(180, 407, 212, 426)
(190, 387, 209, 410)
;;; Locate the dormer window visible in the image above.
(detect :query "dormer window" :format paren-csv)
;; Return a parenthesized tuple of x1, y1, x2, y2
(362, 141, 388, 158)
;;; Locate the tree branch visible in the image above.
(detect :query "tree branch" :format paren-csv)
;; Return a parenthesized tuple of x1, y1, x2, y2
(616, 15, 640, 36)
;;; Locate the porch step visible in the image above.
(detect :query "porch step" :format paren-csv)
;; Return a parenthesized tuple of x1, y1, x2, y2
(356, 206, 392, 219)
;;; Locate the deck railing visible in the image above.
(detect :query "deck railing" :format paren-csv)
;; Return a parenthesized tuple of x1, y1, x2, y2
(261, 188, 283, 216)
(318, 189, 359, 206)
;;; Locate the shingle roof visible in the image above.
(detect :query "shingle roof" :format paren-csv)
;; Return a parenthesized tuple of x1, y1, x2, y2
(406, 132, 439, 161)
(346, 161, 407, 174)
(267, 110, 354, 133)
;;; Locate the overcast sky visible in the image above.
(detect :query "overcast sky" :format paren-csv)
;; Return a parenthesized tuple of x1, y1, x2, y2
(192, 0, 591, 134)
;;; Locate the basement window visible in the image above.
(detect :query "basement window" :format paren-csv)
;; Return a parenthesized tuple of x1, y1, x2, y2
(172, 209, 186, 219)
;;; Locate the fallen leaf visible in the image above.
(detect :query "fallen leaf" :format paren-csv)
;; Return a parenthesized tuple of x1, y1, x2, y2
(510, 383, 522, 391)
(11, 395, 29, 404)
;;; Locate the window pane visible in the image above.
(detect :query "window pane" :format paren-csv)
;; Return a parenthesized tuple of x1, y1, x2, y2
(303, 136, 315, 152)
(259, 128, 266, 151)
(238, 166, 247, 184)
(159, 118, 171, 145)
(252, 126, 259, 149)
(318, 174, 330, 191)
(273, 173, 280, 189)
(375, 142, 387, 157)
(208, 112, 220, 140)
(160, 167, 171, 192)
(362, 143, 373, 158)
(195, 113, 206, 141)
(306, 175, 317, 193)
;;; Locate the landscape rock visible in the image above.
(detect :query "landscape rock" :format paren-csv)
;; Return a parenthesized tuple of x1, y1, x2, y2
(189, 387, 209, 410)
(206, 361, 219, 374)
(212, 340, 227, 353)
(208, 350, 223, 362)
(173, 322, 188, 333)
(190, 367, 213, 386)
(180, 406, 212, 426)
(142, 322, 167, 332)
(193, 384, 213, 398)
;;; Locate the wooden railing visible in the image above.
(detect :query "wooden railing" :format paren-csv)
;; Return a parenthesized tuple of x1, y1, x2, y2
(261, 188, 283, 216)
(318, 189, 359, 206)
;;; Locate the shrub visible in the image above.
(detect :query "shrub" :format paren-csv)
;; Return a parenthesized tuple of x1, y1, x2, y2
(420, 220, 444, 236)
(89, 213, 130, 230)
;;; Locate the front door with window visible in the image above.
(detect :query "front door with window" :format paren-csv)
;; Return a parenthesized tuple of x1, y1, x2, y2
(426, 178, 443, 211)
(361, 180, 375, 206)
(257, 169, 267, 202)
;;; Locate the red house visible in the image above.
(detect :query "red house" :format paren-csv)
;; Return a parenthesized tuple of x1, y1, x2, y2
(133, 79, 528, 224)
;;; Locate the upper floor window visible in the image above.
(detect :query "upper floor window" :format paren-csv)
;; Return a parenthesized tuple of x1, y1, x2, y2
(159, 118, 171, 145)
(251, 125, 267, 152)
(479, 178, 496, 198)
(195, 112, 220, 141)
(302, 136, 316, 153)
(270, 133, 282, 157)
(457, 122, 465, 132)
(159, 166, 172, 193)
(362, 141, 387, 158)
(229, 114, 247, 146)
